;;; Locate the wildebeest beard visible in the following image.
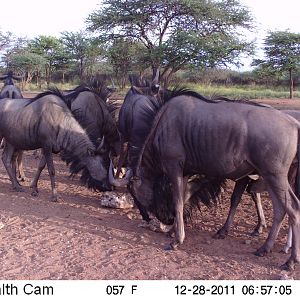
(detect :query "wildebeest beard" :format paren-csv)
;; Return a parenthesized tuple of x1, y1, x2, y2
(151, 174, 226, 225)
(152, 175, 175, 225)
(61, 151, 111, 192)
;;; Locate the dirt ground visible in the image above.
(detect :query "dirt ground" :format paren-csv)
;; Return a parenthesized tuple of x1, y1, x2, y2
(0, 97, 300, 280)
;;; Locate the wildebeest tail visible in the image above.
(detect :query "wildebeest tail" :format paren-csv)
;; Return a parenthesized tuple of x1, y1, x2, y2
(296, 130, 300, 198)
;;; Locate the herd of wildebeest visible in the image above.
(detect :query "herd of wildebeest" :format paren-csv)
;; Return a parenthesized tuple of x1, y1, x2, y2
(0, 70, 300, 271)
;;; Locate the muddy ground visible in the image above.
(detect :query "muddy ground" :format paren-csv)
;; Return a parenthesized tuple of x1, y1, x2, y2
(0, 97, 299, 280)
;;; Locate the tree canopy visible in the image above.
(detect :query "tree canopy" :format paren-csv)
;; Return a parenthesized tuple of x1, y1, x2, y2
(86, 0, 255, 84)
(253, 31, 300, 98)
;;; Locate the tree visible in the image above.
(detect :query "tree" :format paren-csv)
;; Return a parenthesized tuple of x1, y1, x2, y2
(253, 31, 300, 99)
(86, 0, 254, 85)
(9, 51, 47, 88)
(0, 30, 12, 51)
(60, 30, 104, 80)
(28, 36, 66, 85)
(107, 38, 147, 87)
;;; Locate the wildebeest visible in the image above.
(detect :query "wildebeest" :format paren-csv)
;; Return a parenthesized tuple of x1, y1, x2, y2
(110, 72, 161, 221)
(63, 83, 121, 182)
(0, 89, 111, 201)
(214, 109, 300, 253)
(126, 88, 300, 270)
(117, 72, 160, 174)
(0, 71, 25, 181)
(0, 71, 23, 99)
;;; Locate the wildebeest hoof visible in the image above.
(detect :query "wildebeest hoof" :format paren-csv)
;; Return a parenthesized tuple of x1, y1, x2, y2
(250, 231, 260, 237)
(51, 196, 58, 202)
(213, 230, 227, 239)
(254, 247, 271, 257)
(31, 190, 39, 197)
(280, 261, 295, 272)
(164, 242, 178, 251)
(13, 186, 25, 192)
(281, 247, 291, 254)
(167, 231, 175, 238)
(250, 225, 265, 236)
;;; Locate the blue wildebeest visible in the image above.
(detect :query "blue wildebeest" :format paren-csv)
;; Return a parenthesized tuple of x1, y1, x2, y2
(111, 78, 225, 223)
(214, 109, 300, 253)
(0, 89, 111, 201)
(0, 71, 26, 182)
(125, 88, 300, 270)
(61, 83, 120, 189)
(30, 81, 120, 193)
(0, 71, 23, 99)
(110, 72, 161, 221)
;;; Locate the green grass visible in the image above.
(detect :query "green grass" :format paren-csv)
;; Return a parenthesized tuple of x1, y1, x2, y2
(22, 82, 77, 92)
(185, 83, 300, 100)
(16, 81, 300, 100)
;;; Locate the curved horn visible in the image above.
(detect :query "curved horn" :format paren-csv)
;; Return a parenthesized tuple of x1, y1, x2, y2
(111, 77, 116, 90)
(96, 137, 105, 153)
(0, 75, 8, 80)
(12, 74, 24, 81)
(151, 68, 160, 93)
(95, 136, 106, 154)
(108, 160, 132, 187)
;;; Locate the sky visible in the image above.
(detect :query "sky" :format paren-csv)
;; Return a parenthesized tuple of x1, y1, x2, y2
(0, 0, 100, 37)
(0, 0, 299, 70)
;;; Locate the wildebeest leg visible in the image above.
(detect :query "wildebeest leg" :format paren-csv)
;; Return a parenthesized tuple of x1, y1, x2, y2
(2, 143, 24, 192)
(30, 155, 46, 197)
(250, 192, 267, 236)
(283, 225, 292, 254)
(214, 177, 250, 239)
(254, 176, 287, 257)
(44, 150, 58, 202)
(280, 186, 300, 270)
(164, 165, 187, 250)
(16, 151, 26, 182)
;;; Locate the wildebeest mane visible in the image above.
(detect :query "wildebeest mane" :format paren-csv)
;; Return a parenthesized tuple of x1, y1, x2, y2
(29, 87, 74, 109)
(151, 174, 226, 225)
(162, 87, 268, 107)
(136, 87, 270, 176)
(73, 81, 112, 103)
(69, 87, 119, 149)
(31, 87, 65, 101)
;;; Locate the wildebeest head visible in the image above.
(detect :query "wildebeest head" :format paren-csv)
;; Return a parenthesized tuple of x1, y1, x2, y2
(81, 149, 112, 192)
(128, 166, 175, 225)
(0, 71, 23, 99)
(129, 68, 160, 97)
(62, 137, 112, 192)
(0, 70, 23, 86)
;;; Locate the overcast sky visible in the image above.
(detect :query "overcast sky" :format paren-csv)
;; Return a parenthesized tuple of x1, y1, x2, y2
(0, 0, 299, 70)
(0, 0, 100, 37)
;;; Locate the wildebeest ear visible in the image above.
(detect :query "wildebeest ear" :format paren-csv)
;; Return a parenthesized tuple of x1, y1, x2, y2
(87, 148, 95, 157)
(0, 74, 8, 80)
